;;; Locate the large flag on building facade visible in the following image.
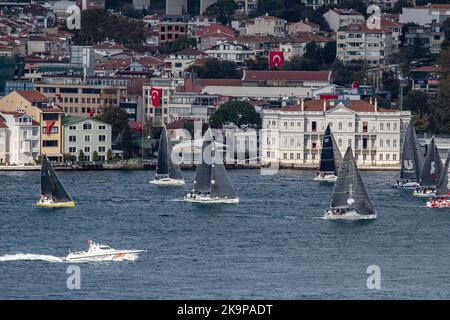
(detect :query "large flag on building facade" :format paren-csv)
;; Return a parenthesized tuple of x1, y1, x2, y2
(268, 51, 284, 69)
(150, 87, 162, 107)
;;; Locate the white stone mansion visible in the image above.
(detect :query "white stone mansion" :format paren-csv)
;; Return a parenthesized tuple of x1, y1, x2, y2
(261, 98, 412, 168)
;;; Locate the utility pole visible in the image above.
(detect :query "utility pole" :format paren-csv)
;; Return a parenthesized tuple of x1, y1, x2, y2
(399, 82, 404, 111)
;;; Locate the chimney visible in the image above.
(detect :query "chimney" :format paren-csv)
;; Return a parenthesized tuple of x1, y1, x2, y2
(323, 99, 326, 112)
(374, 97, 378, 113)
(369, 96, 373, 105)
(301, 98, 304, 112)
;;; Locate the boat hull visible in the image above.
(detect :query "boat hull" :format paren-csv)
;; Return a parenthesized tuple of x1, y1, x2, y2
(426, 199, 450, 208)
(323, 210, 377, 220)
(413, 190, 436, 197)
(66, 250, 145, 263)
(313, 174, 337, 182)
(34, 201, 76, 208)
(184, 196, 239, 204)
(150, 178, 185, 186)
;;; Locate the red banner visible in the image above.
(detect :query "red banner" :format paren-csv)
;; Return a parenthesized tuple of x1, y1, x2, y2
(268, 51, 284, 69)
(150, 87, 162, 107)
(319, 94, 338, 100)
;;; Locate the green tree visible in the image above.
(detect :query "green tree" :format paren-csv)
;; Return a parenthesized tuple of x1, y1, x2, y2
(78, 149, 85, 162)
(430, 47, 450, 133)
(392, 0, 412, 14)
(96, 106, 130, 140)
(204, 0, 238, 25)
(381, 71, 400, 100)
(209, 101, 262, 128)
(107, 148, 113, 161)
(162, 36, 197, 54)
(282, 55, 307, 71)
(187, 58, 242, 78)
(320, 41, 336, 65)
(403, 90, 430, 115)
(331, 60, 366, 86)
(92, 151, 99, 162)
(245, 55, 268, 70)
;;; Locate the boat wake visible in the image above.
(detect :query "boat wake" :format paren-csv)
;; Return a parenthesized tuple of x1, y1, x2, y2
(0, 253, 65, 263)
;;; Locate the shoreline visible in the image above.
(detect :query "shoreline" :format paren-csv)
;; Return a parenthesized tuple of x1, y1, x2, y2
(0, 163, 400, 171)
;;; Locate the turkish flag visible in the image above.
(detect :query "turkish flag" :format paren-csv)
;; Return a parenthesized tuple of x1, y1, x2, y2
(45, 121, 55, 135)
(89, 108, 95, 117)
(150, 87, 162, 107)
(352, 80, 359, 89)
(268, 51, 284, 69)
(134, 122, 144, 134)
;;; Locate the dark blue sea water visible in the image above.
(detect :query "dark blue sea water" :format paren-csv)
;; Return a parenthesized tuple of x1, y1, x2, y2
(0, 169, 450, 299)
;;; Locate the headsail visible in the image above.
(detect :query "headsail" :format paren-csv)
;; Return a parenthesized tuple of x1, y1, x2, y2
(319, 124, 336, 173)
(400, 122, 423, 180)
(420, 137, 443, 187)
(435, 150, 450, 197)
(330, 147, 376, 215)
(156, 126, 169, 176)
(210, 141, 238, 199)
(192, 129, 213, 193)
(41, 156, 73, 203)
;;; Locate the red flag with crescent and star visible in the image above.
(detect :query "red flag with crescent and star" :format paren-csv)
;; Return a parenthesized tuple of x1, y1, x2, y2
(134, 122, 144, 134)
(268, 51, 284, 69)
(150, 87, 162, 107)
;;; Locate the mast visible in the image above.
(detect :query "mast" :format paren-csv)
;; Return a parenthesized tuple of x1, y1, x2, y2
(330, 147, 375, 215)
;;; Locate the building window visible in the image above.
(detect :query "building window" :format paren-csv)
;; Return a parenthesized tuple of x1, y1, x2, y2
(84, 155, 90, 161)
(69, 147, 76, 153)
(379, 153, 383, 160)
(339, 122, 343, 130)
(98, 146, 106, 152)
(98, 135, 106, 142)
(84, 135, 91, 142)
(83, 122, 93, 130)
(363, 121, 368, 133)
(69, 135, 76, 142)
(43, 140, 58, 147)
(99, 125, 106, 130)
(69, 125, 76, 130)
(283, 153, 287, 159)
(312, 121, 317, 132)
(85, 146, 91, 153)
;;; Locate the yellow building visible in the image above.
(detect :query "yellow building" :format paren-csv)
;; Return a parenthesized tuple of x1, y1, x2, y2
(0, 90, 64, 161)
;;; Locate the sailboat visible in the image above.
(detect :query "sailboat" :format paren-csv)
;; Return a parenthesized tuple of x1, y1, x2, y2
(393, 122, 424, 189)
(324, 146, 376, 220)
(150, 125, 185, 186)
(34, 155, 75, 208)
(314, 124, 342, 182)
(413, 137, 442, 197)
(427, 150, 450, 208)
(184, 129, 239, 204)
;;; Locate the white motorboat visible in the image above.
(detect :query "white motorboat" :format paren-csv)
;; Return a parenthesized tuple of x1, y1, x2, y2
(65, 241, 145, 263)
(150, 177, 185, 186)
(313, 174, 337, 182)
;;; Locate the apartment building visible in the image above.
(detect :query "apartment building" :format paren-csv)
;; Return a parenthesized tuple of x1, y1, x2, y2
(158, 15, 189, 44)
(245, 14, 287, 37)
(205, 41, 254, 65)
(323, 8, 365, 32)
(400, 4, 450, 26)
(336, 24, 393, 66)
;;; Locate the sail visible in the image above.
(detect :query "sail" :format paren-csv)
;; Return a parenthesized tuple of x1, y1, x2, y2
(436, 151, 450, 197)
(420, 137, 442, 187)
(156, 126, 169, 176)
(319, 124, 336, 173)
(331, 134, 342, 174)
(330, 147, 376, 215)
(167, 138, 183, 180)
(400, 123, 422, 180)
(41, 156, 73, 203)
(193, 129, 213, 193)
(210, 143, 238, 199)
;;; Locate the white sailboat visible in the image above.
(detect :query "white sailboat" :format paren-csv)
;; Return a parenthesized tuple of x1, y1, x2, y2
(184, 128, 239, 204)
(150, 125, 185, 186)
(314, 124, 342, 182)
(324, 146, 377, 220)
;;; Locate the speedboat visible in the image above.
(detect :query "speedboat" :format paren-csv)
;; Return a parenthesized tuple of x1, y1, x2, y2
(150, 177, 185, 186)
(313, 173, 337, 182)
(65, 241, 145, 263)
(323, 209, 377, 220)
(184, 192, 239, 204)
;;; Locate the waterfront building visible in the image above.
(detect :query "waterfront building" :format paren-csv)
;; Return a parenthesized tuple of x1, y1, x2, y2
(261, 98, 412, 168)
(62, 116, 112, 162)
(0, 90, 64, 161)
(0, 111, 40, 165)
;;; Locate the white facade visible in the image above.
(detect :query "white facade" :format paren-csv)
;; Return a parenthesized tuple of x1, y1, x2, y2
(246, 15, 287, 36)
(261, 99, 411, 168)
(1, 112, 40, 165)
(400, 5, 450, 26)
(205, 41, 254, 64)
(323, 9, 365, 32)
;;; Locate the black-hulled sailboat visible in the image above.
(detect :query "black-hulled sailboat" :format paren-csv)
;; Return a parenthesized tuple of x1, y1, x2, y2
(150, 125, 185, 186)
(314, 124, 342, 182)
(427, 150, 450, 208)
(35, 155, 75, 208)
(184, 129, 239, 204)
(413, 137, 442, 197)
(393, 122, 424, 189)
(324, 146, 376, 220)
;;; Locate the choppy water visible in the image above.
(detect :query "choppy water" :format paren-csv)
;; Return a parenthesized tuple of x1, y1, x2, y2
(0, 169, 450, 299)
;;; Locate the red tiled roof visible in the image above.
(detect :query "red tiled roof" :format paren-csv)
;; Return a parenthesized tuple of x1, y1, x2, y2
(280, 99, 393, 113)
(412, 66, 442, 72)
(381, 19, 402, 28)
(341, 23, 389, 34)
(137, 56, 164, 67)
(166, 119, 188, 130)
(196, 24, 236, 38)
(199, 79, 243, 87)
(243, 70, 331, 82)
(16, 90, 47, 102)
(285, 32, 333, 43)
(174, 47, 206, 56)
